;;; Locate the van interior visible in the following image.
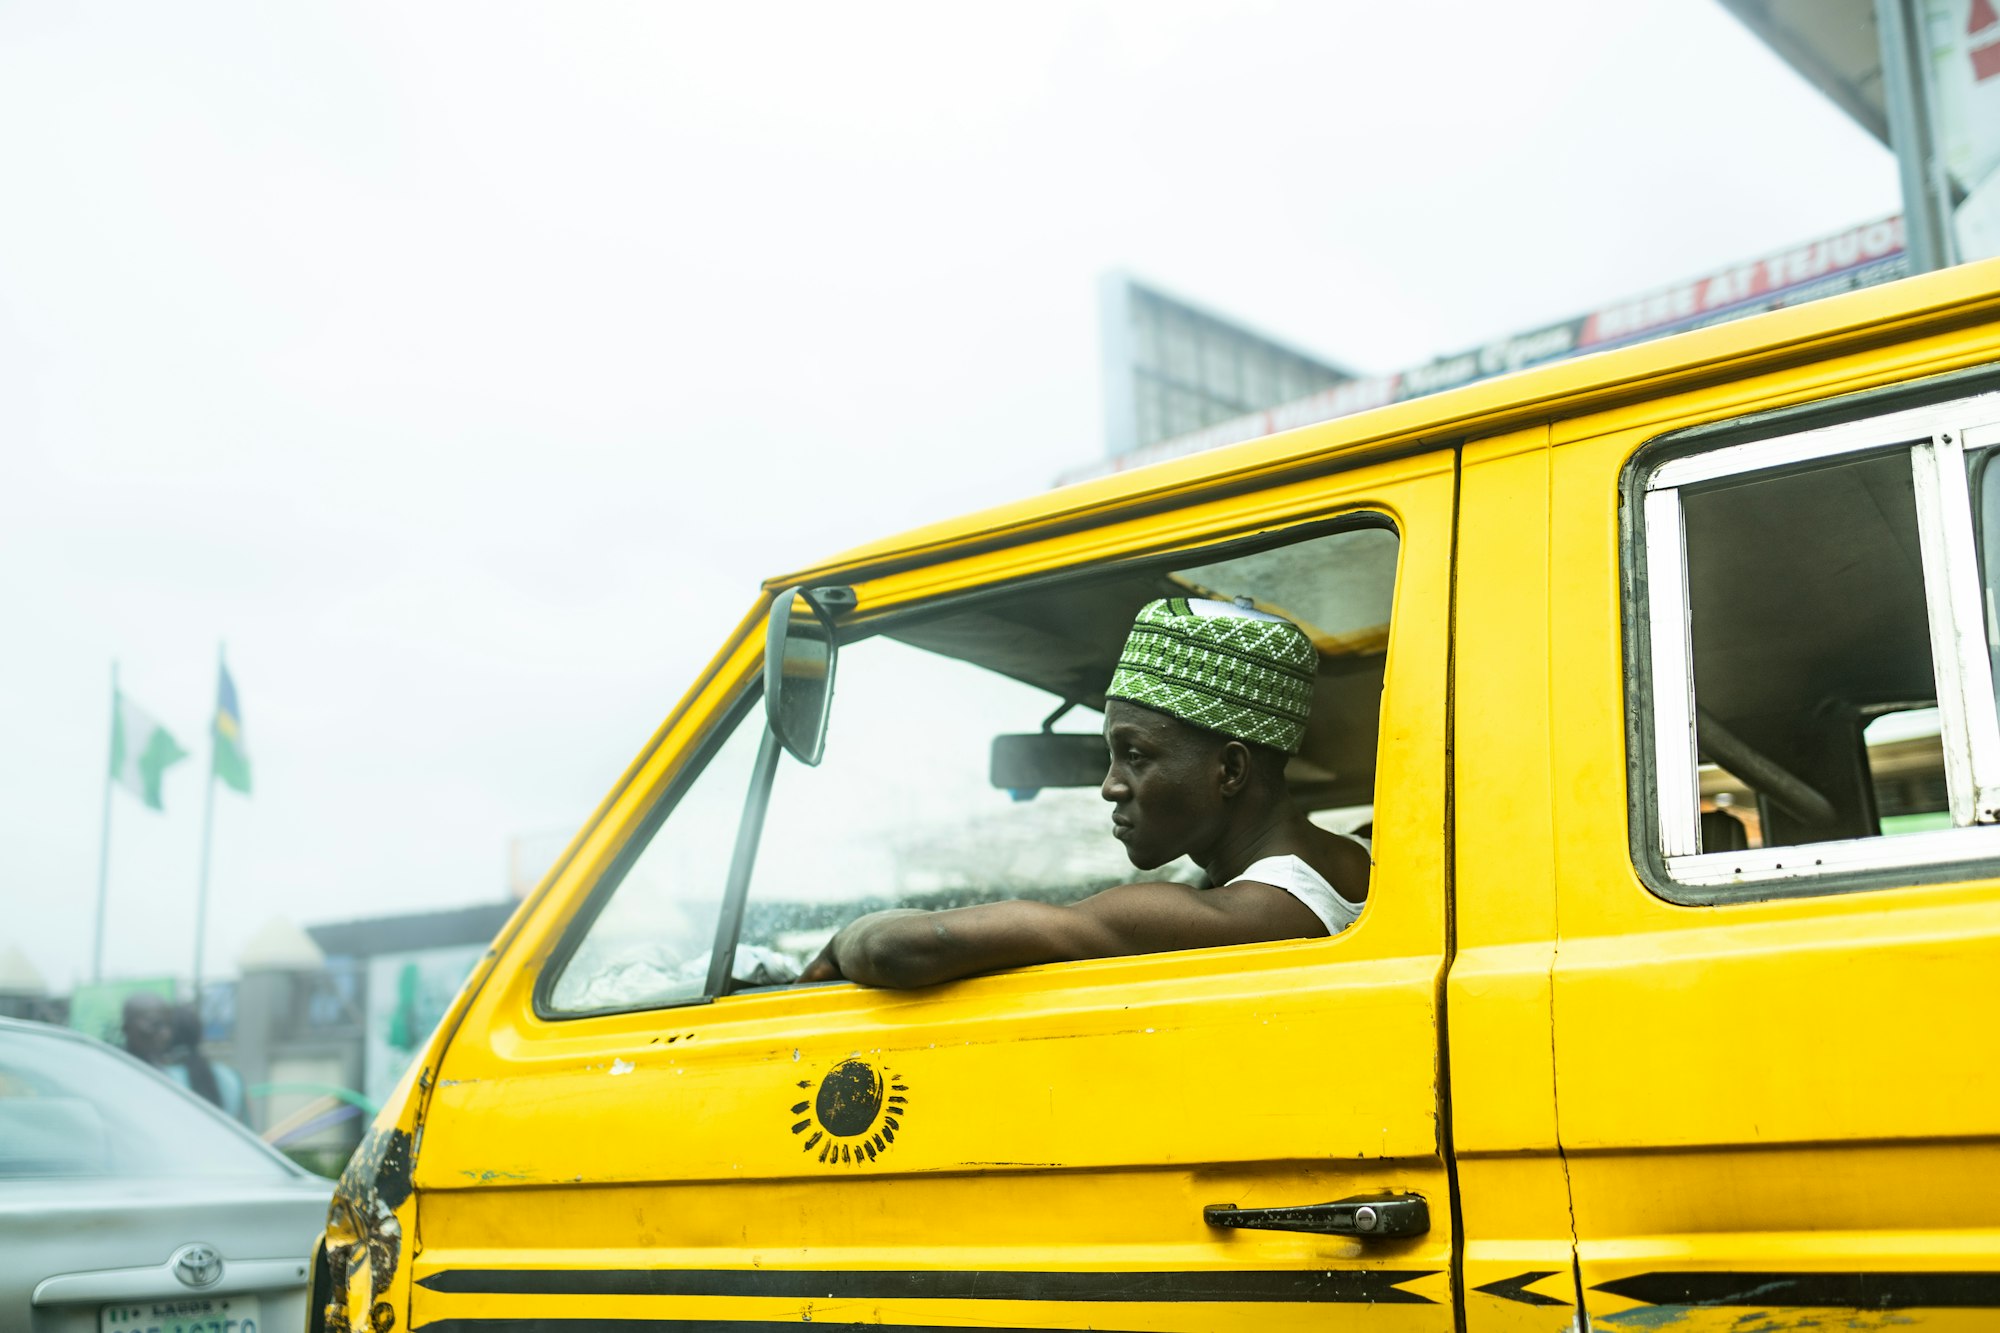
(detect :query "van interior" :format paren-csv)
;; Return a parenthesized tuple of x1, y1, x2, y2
(1683, 446, 1950, 849)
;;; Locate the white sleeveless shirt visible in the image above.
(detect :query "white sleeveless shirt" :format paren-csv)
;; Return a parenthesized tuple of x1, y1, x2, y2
(1227, 853, 1365, 935)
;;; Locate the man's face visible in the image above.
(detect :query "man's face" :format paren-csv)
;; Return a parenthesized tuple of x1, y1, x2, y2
(1101, 700, 1226, 870)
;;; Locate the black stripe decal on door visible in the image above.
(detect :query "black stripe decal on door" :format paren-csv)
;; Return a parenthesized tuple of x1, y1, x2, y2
(418, 1266, 1439, 1304)
(1472, 1270, 1569, 1306)
(1596, 1271, 2000, 1309)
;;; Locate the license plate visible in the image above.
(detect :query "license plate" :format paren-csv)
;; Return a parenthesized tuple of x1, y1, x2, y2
(101, 1295, 260, 1333)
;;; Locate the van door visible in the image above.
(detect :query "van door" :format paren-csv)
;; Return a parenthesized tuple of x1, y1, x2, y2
(1550, 384, 2000, 1328)
(409, 453, 1460, 1332)
(1450, 425, 1588, 1330)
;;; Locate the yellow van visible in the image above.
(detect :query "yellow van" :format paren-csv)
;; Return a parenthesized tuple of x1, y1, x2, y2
(314, 259, 2000, 1333)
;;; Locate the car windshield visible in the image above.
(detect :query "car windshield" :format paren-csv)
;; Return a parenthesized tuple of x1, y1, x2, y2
(0, 1027, 296, 1180)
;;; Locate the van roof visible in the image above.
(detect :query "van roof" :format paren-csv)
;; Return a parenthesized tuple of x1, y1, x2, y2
(774, 257, 2000, 591)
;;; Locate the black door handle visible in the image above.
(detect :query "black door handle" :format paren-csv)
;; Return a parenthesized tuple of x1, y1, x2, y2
(1203, 1193, 1429, 1239)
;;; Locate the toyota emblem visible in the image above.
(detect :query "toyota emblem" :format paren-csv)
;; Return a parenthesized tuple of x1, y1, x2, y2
(170, 1243, 223, 1289)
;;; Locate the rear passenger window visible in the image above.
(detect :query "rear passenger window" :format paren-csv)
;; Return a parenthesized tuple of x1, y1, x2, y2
(1637, 389, 2000, 895)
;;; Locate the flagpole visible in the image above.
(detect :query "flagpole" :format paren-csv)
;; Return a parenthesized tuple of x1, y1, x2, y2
(92, 661, 119, 985)
(192, 642, 221, 1008)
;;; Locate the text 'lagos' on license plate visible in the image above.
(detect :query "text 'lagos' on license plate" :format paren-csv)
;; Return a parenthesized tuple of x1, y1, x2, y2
(100, 1295, 259, 1333)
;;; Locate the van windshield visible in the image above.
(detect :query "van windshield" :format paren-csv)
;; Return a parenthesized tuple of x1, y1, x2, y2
(549, 524, 1396, 1014)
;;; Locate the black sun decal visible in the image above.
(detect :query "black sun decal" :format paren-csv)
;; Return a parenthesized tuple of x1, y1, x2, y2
(790, 1058, 909, 1165)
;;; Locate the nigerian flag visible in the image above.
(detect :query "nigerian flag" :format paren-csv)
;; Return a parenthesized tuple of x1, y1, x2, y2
(212, 663, 251, 794)
(109, 692, 188, 811)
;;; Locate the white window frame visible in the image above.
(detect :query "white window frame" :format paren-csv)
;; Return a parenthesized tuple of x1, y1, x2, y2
(1643, 389, 2000, 890)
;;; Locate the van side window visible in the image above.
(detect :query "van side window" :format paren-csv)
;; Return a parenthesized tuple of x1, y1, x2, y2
(546, 523, 1397, 1015)
(1638, 392, 2000, 896)
(547, 704, 767, 1012)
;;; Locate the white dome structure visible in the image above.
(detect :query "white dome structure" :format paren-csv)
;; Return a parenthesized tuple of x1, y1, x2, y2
(237, 917, 326, 972)
(0, 945, 46, 995)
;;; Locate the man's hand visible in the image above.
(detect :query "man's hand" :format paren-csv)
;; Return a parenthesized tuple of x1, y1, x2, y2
(799, 909, 929, 984)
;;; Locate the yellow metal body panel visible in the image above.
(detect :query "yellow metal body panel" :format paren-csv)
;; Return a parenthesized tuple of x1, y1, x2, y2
(309, 260, 2000, 1331)
(415, 455, 1460, 1330)
(1545, 299, 2000, 1328)
(1451, 425, 1579, 1332)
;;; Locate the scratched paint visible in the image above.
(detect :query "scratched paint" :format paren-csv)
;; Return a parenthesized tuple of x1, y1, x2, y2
(1592, 1306, 1904, 1332)
(1598, 1306, 1693, 1328)
(1722, 1312, 1914, 1333)
(458, 1168, 532, 1184)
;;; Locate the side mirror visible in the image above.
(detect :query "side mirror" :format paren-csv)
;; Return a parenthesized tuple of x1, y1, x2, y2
(764, 586, 846, 766)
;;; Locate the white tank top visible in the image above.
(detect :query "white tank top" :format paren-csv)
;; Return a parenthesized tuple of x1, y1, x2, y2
(1228, 853, 1364, 935)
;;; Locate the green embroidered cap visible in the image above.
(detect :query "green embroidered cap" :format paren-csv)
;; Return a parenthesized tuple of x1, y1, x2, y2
(1105, 597, 1317, 753)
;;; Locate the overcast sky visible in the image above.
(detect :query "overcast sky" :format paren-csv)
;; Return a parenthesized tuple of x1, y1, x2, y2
(0, 1, 1898, 991)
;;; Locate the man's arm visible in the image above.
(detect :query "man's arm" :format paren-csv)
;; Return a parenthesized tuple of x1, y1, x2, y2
(798, 881, 1325, 989)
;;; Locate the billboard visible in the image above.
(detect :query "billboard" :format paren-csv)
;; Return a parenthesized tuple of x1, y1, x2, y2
(1100, 275, 1352, 457)
(1068, 216, 1909, 483)
(363, 943, 486, 1104)
(66, 977, 176, 1046)
(1719, 0, 1999, 266)
(1928, 0, 2000, 259)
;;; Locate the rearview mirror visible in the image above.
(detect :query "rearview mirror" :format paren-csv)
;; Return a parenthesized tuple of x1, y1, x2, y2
(765, 587, 843, 766)
(990, 732, 1107, 795)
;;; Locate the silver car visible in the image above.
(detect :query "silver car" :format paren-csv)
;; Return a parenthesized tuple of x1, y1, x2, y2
(0, 1016, 332, 1333)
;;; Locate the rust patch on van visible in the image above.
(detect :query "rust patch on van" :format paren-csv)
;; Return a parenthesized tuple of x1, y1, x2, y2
(322, 1127, 414, 1332)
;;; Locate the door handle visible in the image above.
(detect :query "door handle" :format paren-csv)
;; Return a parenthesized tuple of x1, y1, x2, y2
(1203, 1193, 1429, 1239)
